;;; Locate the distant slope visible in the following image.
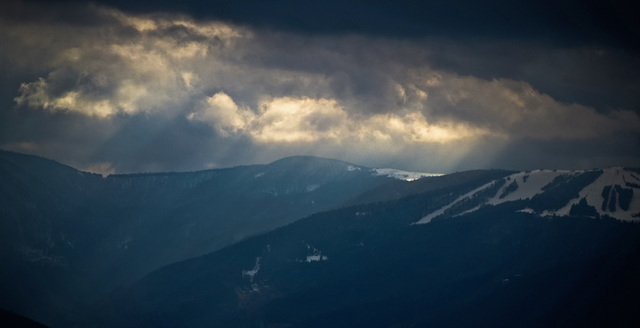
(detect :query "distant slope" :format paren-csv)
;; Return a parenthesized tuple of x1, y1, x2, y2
(78, 178, 640, 328)
(345, 169, 513, 205)
(0, 151, 467, 327)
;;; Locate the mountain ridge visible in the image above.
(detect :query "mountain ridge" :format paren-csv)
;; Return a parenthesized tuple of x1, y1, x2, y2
(2, 149, 639, 327)
(0, 150, 453, 326)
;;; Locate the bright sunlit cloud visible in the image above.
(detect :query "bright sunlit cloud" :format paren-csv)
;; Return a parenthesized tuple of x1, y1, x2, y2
(189, 93, 494, 144)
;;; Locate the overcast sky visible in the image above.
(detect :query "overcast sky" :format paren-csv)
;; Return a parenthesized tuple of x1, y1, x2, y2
(1, 0, 639, 174)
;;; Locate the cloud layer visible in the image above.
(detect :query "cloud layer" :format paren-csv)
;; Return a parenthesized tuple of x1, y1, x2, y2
(1, 3, 639, 173)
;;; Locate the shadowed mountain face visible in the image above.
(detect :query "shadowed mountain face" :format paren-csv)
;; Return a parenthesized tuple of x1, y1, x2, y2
(76, 185, 640, 328)
(2, 150, 639, 327)
(0, 308, 48, 328)
(0, 151, 434, 325)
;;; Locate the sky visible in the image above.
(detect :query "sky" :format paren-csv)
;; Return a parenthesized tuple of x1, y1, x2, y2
(1, 0, 639, 174)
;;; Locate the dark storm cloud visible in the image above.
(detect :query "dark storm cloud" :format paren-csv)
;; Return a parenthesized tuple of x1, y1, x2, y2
(100, 0, 640, 113)
(424, 39, 640, 113)
(1, 0, 639, 174)
(489, 136, 640, 171)
(74, 0, 639, 48)
(6, 0, 638, 112)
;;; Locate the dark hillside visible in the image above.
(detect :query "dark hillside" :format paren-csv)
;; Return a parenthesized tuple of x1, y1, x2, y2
(77, 186, 640, 327)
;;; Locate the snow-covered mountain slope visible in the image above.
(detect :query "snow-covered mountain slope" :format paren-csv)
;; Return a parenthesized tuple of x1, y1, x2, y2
(552, 168, 640, 220)
(417, 168, 640, 223)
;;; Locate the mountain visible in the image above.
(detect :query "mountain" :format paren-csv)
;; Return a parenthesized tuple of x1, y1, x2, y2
(75, 168, 640, 327)
(0, 150, 453, 326)
(3, 150, 639, 327)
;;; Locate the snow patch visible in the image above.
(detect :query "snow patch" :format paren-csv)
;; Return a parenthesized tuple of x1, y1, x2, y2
(487, 170, 570, 205)
(455, 205, 482, 217)
(306, 184, 320, 192)
(306, 254, 329, 262)
(373, 168, 442, 181)
(302, 243, 328, 262)
(416, 169, 588, 224)
(347, 165, 361, 171)
(550, 168, 640, 221)
(242, 257, 261, 282)
(416, 168, 640, 223)
(416, 181, 496, 224)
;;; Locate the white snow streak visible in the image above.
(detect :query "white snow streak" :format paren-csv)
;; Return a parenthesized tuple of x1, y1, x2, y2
(416, 181, 496, 224)
(552, 168, 640, 221)
(242, 257, 261, 282)
(416, 168, 640, 223)
(487, 170, 570, 205)
(373, 168, 442, 181)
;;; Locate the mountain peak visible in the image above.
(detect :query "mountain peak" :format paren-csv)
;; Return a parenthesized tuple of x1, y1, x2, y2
(268, 155, 360, 168)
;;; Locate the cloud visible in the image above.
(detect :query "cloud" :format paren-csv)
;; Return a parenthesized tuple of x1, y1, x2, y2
(187, 92, 254, 136)
(14, 78, 117, 116)
(189, 93, 492, 144)
(1, 4, 639, 173)
(410, 72, 640, 140)
(251, 97, 348, 143)
(3, 5, 248, 117)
